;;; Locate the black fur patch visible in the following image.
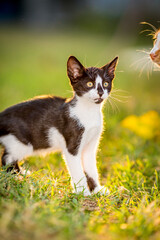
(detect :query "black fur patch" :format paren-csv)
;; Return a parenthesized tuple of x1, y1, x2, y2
(6, 163, 20, 173)
(85, 172, 97, 192)
(97, 83, 104, 97)
(0, 96, 84, 156)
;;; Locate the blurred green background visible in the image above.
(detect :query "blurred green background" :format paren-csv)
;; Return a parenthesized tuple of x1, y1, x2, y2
(0, 1, 160, 240)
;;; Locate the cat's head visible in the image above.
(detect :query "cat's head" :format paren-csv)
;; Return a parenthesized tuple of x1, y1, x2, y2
(67, 56, 118, 104)
(150, 30, 160, 66)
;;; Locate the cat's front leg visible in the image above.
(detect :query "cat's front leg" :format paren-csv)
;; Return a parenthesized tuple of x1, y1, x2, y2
(82, 138, 109, 196)
(64, 151, 91, 196)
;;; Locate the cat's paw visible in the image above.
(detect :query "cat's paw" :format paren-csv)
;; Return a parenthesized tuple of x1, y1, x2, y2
(83, 190, 91, 196)
(92, 185, 110, 196)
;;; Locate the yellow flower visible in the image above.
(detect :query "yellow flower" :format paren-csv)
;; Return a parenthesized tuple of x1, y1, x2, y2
(121, 111, 160, 139)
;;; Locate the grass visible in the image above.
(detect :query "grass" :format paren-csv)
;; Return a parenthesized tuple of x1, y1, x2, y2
(0, 27, 160, 240)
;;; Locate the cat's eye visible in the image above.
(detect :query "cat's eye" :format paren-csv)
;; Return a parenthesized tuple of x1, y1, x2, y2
(103, 82, 108, 87)
(87, 82, 93, 87)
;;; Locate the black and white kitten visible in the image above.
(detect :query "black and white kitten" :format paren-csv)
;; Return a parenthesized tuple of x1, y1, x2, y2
(0, 56, 118, 196)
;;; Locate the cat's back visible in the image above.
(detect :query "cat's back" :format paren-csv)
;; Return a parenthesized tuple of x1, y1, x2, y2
(0, 95, 66, 137)
(0, 95, 66, 118)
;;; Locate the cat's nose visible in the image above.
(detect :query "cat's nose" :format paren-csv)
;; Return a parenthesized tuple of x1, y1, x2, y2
(97, 83, 103, 97)
(150, 52, 157, 60)
(98, 92, 103, 97)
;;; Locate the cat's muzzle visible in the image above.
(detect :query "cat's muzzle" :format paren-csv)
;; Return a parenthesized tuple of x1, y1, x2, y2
(94, 98, 103, 104)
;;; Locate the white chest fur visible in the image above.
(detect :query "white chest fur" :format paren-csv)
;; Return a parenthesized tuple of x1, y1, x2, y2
(70, 96, 103, 130)
(69, 96, 103, 149)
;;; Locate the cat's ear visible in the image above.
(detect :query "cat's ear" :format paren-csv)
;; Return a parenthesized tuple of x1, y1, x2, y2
(101, 56, 118, 79)
(67, 56, 85, 82)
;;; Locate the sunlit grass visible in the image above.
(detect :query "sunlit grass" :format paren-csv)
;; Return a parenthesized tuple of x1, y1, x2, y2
(0, 28, 160, 240)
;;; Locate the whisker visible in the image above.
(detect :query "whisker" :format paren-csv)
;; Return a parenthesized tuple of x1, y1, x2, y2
(146, 57, 154, 75)
(130, 55, 150, 69)
(105, 98, 113, 112)
(138, 59, 150, 77)
(110, 95, 130, 103)
(111, 93, 131, 99)
(130, 46, 157, 76)
(106, 97, 117, 113)
(108, 96, 120, 113)
(140, 22, 157, 32)
(140, 29, 155, 35)
(112, 88, 130, 94)
(111, 90, 131, 97)
(111, 88, 131, 101)
(136, 49, 150, 54)
(109, 98, 120, 113)
(138, 58, 151, 78)
(109, 95, 128, 104)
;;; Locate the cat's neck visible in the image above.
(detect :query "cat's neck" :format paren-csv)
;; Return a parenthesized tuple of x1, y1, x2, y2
(72, 94, 102, 111)
(68, 94, 102, 129)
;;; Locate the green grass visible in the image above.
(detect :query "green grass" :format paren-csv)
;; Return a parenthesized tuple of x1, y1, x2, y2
(0, 28, 160, 240)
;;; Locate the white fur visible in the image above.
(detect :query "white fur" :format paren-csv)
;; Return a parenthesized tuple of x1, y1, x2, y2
(150, 32, 160, 64)
(48, 127, 66, 151)
(70, 96, 102, 130)
(0, 135, 33, 164)
(63, 151, 91, 196)
(95, 75, 103, 89)
(48, 127, 91, 195)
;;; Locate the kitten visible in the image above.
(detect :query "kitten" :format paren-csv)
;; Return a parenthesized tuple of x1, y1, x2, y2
(150, 29, 160, 66)
(0, 56, 118, 196)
